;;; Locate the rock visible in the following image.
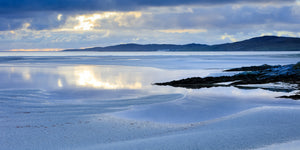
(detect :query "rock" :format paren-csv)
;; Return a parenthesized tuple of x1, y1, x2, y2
(277, 94, 300, 100)
(155, 62, 300, 100)
(224, 64, 275, 72)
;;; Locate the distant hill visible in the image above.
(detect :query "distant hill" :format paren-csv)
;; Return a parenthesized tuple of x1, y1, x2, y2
(65, 43, 209, 51)
(64, 36, 300, 51)
(210, 36, 300, 51)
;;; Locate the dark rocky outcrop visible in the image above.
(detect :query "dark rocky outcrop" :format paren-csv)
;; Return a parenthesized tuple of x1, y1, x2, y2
(155, 62, 300, 100)
(224, 64, 275, 72)
(278, 94, 300, 100)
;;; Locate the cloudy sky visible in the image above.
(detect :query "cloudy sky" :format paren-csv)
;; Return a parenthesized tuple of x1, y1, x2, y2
(0, 0, 300, 51)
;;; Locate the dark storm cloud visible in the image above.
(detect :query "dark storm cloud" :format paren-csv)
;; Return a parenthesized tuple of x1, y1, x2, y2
(0, 18, 24, 31)
(126, 5, 300, 31)
(0, 12, 66, 31)
(0, 0, 295, 13)
(0, 0, 296, 31)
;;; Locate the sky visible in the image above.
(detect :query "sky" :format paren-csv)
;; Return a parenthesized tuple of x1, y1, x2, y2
(0, 0, 300, 51)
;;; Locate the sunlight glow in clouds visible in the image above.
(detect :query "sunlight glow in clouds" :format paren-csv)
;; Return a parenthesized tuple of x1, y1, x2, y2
(23, 23, 31, 29)
(74, 14, 103, 31)
(73, 12, 142, 31)
(57, 79, 63, 87)
(221, 34, 237, 42)
(57, 14, 63, 21)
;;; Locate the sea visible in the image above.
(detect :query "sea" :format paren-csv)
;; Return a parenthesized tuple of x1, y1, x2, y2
(1, 51, 300, 150)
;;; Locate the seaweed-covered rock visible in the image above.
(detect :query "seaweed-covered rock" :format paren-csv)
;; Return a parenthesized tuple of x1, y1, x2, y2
(278, 94, 300, 100)
(224, 64, 275, 72)
(155, 62, 300, 100)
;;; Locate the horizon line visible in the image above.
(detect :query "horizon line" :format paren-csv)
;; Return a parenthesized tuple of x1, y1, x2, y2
(4, 35, 296, 52)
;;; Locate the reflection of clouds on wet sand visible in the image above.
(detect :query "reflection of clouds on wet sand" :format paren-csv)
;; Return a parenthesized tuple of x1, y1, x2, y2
(0, 64, 210, 91)
(0, 65, 150, 90)
(68, 65, 143, 89)
(0, 64, 198, 102)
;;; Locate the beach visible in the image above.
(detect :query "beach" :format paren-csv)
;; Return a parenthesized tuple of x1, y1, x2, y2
(1, 51, 300, 149)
